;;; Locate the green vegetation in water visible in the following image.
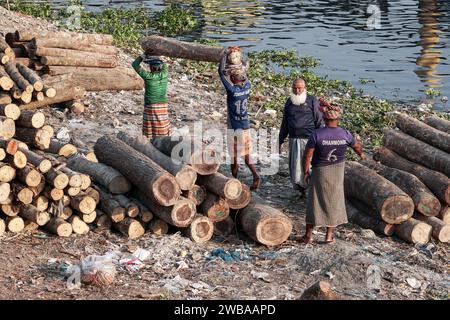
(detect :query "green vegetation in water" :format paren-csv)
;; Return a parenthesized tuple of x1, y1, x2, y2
(154, 4, 199, 37)
(425, 88, 442, 98)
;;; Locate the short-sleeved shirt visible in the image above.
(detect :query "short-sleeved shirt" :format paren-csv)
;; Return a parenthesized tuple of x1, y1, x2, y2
(306, 126, 356, 167)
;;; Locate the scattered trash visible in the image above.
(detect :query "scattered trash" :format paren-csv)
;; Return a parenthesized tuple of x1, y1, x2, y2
(251, 270, 271, 282)
(442, 96, 448, 103)
(206, 247, 252, 262)
(309, 269, 321, 276)
(119, 258, 144, 272)
(80, 254, 117, 286)
(56, 127, 70, 142)
(263, 109, 277, 118)
(360, 229, 377, 239)
(258, 251, 279, 260)
(176, 261, 189, 270)
(132, 248, 151, 261)
(325, 271, 335, 280)
(406, 277, 421, 290)
(162, 275, 191, 293)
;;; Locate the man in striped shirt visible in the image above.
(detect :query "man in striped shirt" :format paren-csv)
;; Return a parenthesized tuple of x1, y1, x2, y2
(132, 54, 170, 139)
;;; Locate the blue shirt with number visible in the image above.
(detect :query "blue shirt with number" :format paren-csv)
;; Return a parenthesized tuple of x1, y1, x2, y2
(218, 57, 251, 130)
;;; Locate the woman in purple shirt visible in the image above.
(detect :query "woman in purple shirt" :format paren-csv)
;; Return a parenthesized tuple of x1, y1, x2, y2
(300, 102, 364, 244)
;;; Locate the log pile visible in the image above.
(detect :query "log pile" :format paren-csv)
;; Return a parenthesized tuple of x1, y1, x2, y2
(3, 30, 143, 93)
(1, 127, 293, 246)
(346, 112, 450, 244)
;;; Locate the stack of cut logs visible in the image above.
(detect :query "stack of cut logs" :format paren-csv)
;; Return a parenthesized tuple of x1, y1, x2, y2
(5, 30, 143, 92)
(0, 117, 293, 245)
(345, 112, 450, 245)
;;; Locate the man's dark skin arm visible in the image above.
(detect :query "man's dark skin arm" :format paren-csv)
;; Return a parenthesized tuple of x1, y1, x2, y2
(302, 147, 314, 186)
(352, 140, 365, 160)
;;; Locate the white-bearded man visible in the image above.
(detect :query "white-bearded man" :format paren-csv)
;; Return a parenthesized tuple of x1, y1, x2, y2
(278, 79, 324, 198)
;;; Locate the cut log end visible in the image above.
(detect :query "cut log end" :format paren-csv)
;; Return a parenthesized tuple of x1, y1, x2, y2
(172, 199, 196, 228)
(185, 215, 214, 243)
(175, 167, 197, 191)
(380, 195, 415, 224)
(152, 174, 181, 206)
(224, 178, 243, 200)
(226, 184, 251, 210)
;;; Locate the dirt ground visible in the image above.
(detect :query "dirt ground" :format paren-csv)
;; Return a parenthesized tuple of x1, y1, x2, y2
(0, 7, 448, 300)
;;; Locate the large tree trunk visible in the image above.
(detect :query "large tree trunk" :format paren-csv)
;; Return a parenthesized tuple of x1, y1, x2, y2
(395, 113, 450, 153)
(346, 200, 395, 236)
(238, 194, 293, 246)
(197, 172, 242, 200)
(152, 136, 220, 175)
(383, 129, 450, 177)
(94, 136, 180, 206)
(41, 55, 118, 68)
(141, 35, 225, 62)
(199, 192, 230, 222)
(226, 183, 252, 210)
(116, 132, 197, 191)
(180, 215, 214, 243)
(423, 116, 450, 134)
(344, 161, 414, 224)
(373, 147, 450, 205)
(32, 47, 115, 60)
(67, 154, 131, 194)
(414, 213, 450, 243)
(66, 74, 143, 91)
(30, 38, 118, 55)
(182, 185, 206, 206)
(133, 190, 196, 227)
(360, 159, 440, 217)
(19, 86, 86, 111)
(394, 218, 432, 245)
(46, 66, 136, 77)
(15, 30, 114, 46)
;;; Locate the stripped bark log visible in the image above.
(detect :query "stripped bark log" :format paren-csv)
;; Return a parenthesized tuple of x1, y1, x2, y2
(41, 56, 118, 68)
(344, 161, 414, 224)
(19, 86, 85, 111)
(30, 38, 118, 55)
(15, 30, 114, 45)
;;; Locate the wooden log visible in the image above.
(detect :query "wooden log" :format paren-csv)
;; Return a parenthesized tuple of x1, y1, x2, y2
(0, 139, 18, 155)
(0, 103, 20, 120)
(1, 203, 19, 217)
(344, 161, 414, 224)
(41, 55, 118, 68)
(95, 187, 126, 223)
(70, 192, 96, 214)
(94, 136, 181, 206)
(141, 35, 226, 63)
(114, 195, 139, 218)
(0, 116, 15, 139)
(346, 200, 395, 236)
(133, 200, 153, 223)
(0, 53, 9, 65)
(0, 217, 5, 236)
(414, 214, 450, 242)
(23, 220, 40, 232)
(53, 206, 73, 221)
(423, 116, 450, 134)
(17, 164, 41, 187)
(0, 149, 4, 162)
(46, 66, 135, 77)
(383, 129, 450, 177)
(182, 185, 206, 206)
(225, 184, 252, 210)
(68, 74, 144, 91)
(4, 62, 33, 93)
(76, 210, 96, 224)
(14, 58, 45, 71)
(0, 93, 12, 104)
(0, 163, 16, 182)
(133, 190, 196, 227)
(11, 139, 28, 150)
(48, 139, 77, 157)
(94, 210, 112, 230)
(60, 167, 82, 188)
(238, 194, 293, 246)
(147, 218, 169, 236)
(4, 150, 27, 169)
(438, 206, 450, 224)
(44, 217, 72, 237)
(16, 111, 45, 128)
(67, 154, 131, 194)
(19, 86, 85, 111)
(0, 37, 14, 57)
(0, 65, 14, 90)
(65, 186, 81, 197)
(80, 174, 91, 191)
(117, 132, 197, 191)
(395, 113, 450, 153)
(43, 186, 64, 201)
(373, 147, 450, 205)
(33, 195, 49, 212)
(300, 281, 341, 300)
(19, 204, 50, 226)
(19, 148, 51, 173)
(84, 187, 100, 205)
(360, 159, 440, 217)
(12, 182, 33, 204)
(5, 216, 24, 233)
(68, 215, 89, 235)
(15, 30, 114, 45)
(200, 192, 230, 223)
(15, 127, 50, 149)
(16, 63, 44, 92)
(152, 136, 220, 175)
(113, 218, 145, 239)
(181, 215, 214, 243)
(44, 168, 69, 189)
(214, 216, 235, 237)
(12, 47, 26, 58)
(33, 46, 115, 60)
(198, 173, 242, 200)
(394, 218, 432, 245)
(31, 38, 118, 55)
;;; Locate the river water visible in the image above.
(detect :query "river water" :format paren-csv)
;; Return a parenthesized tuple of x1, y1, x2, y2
(24, 1, 450, 108)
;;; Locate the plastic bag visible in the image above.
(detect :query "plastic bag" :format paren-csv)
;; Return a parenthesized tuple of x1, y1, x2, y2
(79, 254, 116, 287)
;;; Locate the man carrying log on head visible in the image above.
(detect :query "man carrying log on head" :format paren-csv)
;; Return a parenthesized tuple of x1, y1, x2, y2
(219, 47, 261, 190)
(279, 79, 324, 198)
(300, 100, 364, 244)
(132, 54, 170, 139)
